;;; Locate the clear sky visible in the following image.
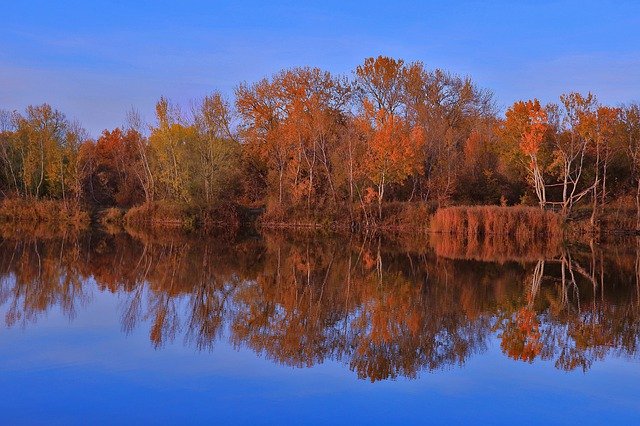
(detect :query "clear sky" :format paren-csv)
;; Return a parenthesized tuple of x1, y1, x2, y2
(1, 0, 639, 136)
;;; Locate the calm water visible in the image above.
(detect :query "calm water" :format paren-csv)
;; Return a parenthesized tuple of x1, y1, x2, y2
(1, 227, 639, 424)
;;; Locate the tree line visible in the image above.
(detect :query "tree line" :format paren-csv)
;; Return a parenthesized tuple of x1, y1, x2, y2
(1, 56, 639, 227)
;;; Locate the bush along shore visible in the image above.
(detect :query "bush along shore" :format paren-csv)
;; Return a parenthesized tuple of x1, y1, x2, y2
(2, 56, 639, 236)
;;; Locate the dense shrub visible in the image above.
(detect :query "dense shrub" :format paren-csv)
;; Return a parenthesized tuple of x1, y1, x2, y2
(380, 202, 434, 230)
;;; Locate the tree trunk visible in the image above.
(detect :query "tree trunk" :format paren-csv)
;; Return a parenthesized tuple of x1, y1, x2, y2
(377, 174, 385, 220)
(60, 160, 66, 201)
(590, 145, 600, 228)
(562, 161, 570, 215)
(636, 178, 640, 230)
(601, 160, 608, 206)
(36, 139, 45, 199)
(278, 166, 284, 205)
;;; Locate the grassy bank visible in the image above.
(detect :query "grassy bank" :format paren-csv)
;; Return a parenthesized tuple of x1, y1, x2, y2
(0, 198, 89, 229)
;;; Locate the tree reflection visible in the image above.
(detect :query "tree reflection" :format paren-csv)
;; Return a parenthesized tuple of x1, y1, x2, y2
(499, 260, 544, 362)
(0, 227, 639, 380)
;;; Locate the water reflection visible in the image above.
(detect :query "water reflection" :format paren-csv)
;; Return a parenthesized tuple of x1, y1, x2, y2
(1, 226, 639, 381)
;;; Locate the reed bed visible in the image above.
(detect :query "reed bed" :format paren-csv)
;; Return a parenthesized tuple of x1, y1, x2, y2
(431, 206, 562, 237)
(429, 206, 564, 262)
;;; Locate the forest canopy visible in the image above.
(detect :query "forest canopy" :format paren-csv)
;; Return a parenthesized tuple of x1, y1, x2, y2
(1, 56, 639, 228)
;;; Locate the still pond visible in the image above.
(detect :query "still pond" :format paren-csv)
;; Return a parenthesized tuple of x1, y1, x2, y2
(1, 227, 639, 424)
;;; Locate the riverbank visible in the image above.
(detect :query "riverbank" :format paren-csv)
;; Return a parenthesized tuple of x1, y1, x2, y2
(1, 198, 639, 236)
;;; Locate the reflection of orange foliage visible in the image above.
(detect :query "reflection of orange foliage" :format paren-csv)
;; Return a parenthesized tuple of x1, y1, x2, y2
(2, 227, 639, 380)
(361, 250, 376, 269)
(500, 307, 542, 362)
(365, 285, 422, 345)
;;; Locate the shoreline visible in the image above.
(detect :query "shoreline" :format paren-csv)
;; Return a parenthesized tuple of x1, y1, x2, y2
(1, 198, 639, 236)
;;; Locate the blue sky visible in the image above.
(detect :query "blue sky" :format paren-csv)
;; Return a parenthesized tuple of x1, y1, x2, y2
(1, 0, 639, 136)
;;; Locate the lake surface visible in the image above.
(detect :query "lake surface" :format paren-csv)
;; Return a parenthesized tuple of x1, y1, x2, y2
(1, 227, 639, 424)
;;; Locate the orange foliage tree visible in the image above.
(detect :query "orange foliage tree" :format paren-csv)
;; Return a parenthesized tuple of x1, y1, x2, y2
(5, 57, 640, 230)
(502, 99, 549, 209)
(355, 101, 425, 218)
(236, 67, 350, 218)
(622, 104, 640, 228)
(553, 92, 598, 215)
(79, 128, 146, 207)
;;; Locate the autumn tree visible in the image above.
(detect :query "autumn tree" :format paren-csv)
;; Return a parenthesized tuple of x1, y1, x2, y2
(236, 67, 350, 217)
(458, 128, 503, 204)
(148, 97, 197, 203)
(550, 92, 598, 215)
(78, 128, 146, 207)
(354, 101, 425, 219)
(402, 63, 496, 205)
(354, 57, 426, 218)
(148, 95, 241, 206)
(125, 107, 155, 203)
(0, 109, 19, 196)
(354, 56, 405, 116)
(236, 76, 291, 211)
(589, 106, 621, 224)
(0, 104, 86, 201)
(501, 99, 549, 209)
(622, 103, 640, 228)
(192, 93, 241, 204)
